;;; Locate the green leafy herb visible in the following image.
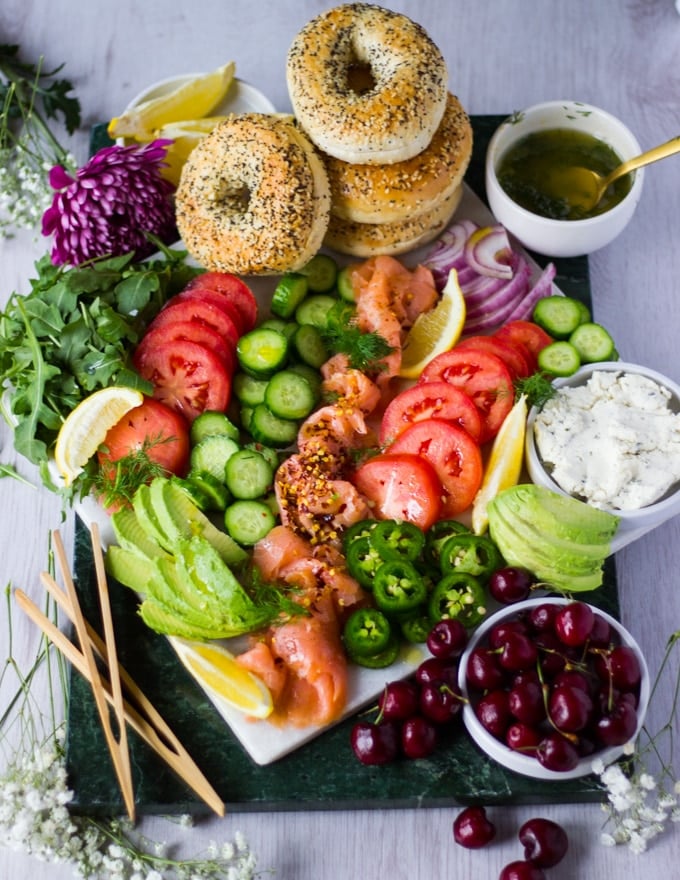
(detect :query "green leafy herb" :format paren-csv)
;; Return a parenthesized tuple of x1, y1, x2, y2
(84, 436, 172, 510)
(321, 303, 395, 372)
(0, 462, 34, 486)
(514, 371, 557, 408)
(0, 249, 199, 480)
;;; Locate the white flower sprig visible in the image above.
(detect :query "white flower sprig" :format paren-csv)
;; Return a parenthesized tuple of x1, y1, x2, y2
(0, 581, 262, 880)
(0, 44, 79, 238)
(592, 629, 680, 854)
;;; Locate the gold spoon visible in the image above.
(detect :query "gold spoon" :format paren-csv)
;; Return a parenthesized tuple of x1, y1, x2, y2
(549, 134, 680, 213)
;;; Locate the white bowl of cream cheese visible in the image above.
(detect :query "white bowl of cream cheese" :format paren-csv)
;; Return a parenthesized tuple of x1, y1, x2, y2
(526, 361, 680, 550)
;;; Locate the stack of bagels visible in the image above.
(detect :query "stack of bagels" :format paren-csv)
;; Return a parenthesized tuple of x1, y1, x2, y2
(288, 3, 473, 258)
(175, 3, 472, 275)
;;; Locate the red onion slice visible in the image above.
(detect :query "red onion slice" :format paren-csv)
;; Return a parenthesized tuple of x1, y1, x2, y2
(464, 224, 515, 280)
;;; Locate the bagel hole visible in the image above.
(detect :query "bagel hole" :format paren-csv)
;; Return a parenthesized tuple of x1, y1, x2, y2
(346, 62, 376, 95)
(214, 180, 250, 214)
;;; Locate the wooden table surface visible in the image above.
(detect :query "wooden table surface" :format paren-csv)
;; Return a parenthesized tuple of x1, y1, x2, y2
(2, 1, 679, 877)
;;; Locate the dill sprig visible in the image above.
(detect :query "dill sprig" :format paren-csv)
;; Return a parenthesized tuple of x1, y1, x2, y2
(514, 371, 557, 408)
(321, 303, 395, 372)
(85, 435, 172, 510)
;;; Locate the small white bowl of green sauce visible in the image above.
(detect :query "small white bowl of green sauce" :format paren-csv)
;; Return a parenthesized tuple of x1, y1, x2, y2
(485, 101, 644, 257)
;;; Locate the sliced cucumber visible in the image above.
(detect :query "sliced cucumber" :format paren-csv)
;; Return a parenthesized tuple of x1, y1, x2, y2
(233, 372, 269, 406)
(537, 341, 581, 377)
(184, 470, 231, 511)
(286, 362, 322, 402)
(569, 322, 616, 363)
(249, 403, 299, 448)
(264, 369, 316, 420)
(224, 499, 277, 546)
(225, 448, 274, 499)
(336, 264, 356, 302)
(244, 441, 280, 471)
(190, 410, 240, 445)
(271, 273, 309, 319)
(299, 253, 338, 292)
(190, 433, 240, 481)
(237, 327, 289, 378)
(532, 295, 584, 339)
(292, 323, 329, 368)
(295, 293, 338, 329)
(258, 317, 289, 334)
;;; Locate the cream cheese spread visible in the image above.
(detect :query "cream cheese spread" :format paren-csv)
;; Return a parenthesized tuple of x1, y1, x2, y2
(534, 370, 680, 510)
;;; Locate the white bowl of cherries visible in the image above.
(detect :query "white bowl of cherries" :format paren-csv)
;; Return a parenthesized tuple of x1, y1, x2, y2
(457, 596, 650, 780)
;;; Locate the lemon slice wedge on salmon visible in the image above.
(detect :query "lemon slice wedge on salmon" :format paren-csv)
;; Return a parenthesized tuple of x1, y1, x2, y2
(171, 638, 273, 719)
(399, 268, 467, 380)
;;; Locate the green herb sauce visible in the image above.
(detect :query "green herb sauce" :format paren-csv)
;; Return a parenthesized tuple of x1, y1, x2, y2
(497, 128, 633, 220)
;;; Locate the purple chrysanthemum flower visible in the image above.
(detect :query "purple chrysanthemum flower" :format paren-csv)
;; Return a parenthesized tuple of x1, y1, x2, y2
(42, 139, 177, 266)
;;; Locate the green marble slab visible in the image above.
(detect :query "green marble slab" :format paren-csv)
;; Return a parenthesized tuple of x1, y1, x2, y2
(66, 117, 610, 816)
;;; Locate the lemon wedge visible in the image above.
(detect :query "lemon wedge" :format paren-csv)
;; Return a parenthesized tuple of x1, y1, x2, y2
(172, 638, 273, 719)
(153, 117, 228, 184)
(471, 393, 528, 535)
(108, 61, 236, 140)
(399, 268, 467, 380)
(54, 386, 144, 485)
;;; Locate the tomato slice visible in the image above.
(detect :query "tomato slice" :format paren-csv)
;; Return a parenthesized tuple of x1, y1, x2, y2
(379, 381, 482, 446)
(388, 418, 483, 517)
(455, 335, 531, 379)
(419, 350, 514, 443)
(150, 299, 240, 350)
(133, 319, 236, 376)
(494, 320, 553, 372)
(186, 272, 258, 332)
(97, 397, 190, 477)
(353, 452, 442, 530)
(135, 339, 231, 423)
(176, 288, 246, 336)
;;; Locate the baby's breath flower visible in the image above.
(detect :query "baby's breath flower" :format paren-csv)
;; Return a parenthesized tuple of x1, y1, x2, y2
(1, 573, 262, 880)
(594, 628, 680, 855)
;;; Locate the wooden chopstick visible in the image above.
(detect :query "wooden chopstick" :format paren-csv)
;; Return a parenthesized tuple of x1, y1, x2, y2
(87, 522, 134, 817)
(15, 528, 226, 817)
(51, 528, 136, 822)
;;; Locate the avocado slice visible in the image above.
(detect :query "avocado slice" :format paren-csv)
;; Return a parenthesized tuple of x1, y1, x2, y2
(155, 554, 224, 620)
(147, 476, 248, 567)
(132, 483, 173, 551)
(110, 506, 169, 560)
(488, 501, 606, 592)
(139, 597, 228, 640)
(174, 535, 273, 636)
(492, 484, 619, 544)
(105, 545, 157, 593)
(488, 502, 607, 575)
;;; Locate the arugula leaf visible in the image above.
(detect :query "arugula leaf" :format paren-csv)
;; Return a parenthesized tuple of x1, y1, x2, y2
(0, 249, 193, 481)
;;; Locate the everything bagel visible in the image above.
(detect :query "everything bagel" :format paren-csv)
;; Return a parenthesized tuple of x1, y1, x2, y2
(175, 114, 331, 276)
(286, 4, 448, 165)
(324, 185, 463, 257)
(323, 94, 473, 224)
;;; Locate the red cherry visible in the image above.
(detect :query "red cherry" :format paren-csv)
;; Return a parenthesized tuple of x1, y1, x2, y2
(519, 817, 569, 868)
(554, 602, 594, 647)
(377, 680, 420, 721)
(350, 721, 399, 765)
(401, 715, 437, 759)
(426, 618, 468, 659)
(498, 860, 547, 880)
(453, 805, 496, 849)
(536, 732, 580, 772)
